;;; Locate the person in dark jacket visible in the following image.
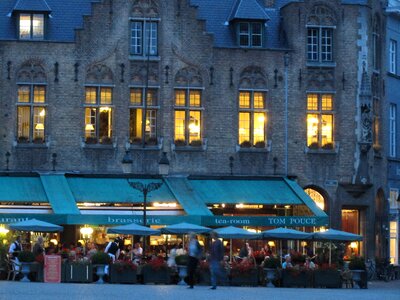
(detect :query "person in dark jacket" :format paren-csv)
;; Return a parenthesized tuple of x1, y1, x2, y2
(209, 231, 224, 289)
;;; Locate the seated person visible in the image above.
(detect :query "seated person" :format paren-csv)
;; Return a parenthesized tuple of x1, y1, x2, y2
(282, 255, 293, 269)
(304, 257, 316, 269)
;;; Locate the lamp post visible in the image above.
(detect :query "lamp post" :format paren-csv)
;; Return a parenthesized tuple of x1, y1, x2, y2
(128, 181, 162, 254)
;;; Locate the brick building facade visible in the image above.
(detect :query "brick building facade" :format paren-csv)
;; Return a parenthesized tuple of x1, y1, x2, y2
(0, 0, 390, 259)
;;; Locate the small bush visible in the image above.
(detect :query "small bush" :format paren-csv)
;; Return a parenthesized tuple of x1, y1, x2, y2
(348, 256, 366, 270)
(240, 140, 252, 148)
(91, 252, 111, 265)
(254, 141, 266, 148)
(263, 256, 281, 269)
(18, 251, 35, 263)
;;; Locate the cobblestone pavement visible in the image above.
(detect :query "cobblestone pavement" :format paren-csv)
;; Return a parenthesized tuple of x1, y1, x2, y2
(0, 280, 399, 300)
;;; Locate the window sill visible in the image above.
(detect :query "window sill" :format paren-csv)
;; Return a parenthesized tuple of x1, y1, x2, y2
(304, 142, 339, 154)
(387, 72, 400, 79)
(306, 62, 336, 68)
(81, 137, 117, 149)
(172, 138, 207, 152)
(129, 55, 160, 61)
(13, 141, 49, 149)
(235, 140, 271, 153)
(128, 137, 163, 151)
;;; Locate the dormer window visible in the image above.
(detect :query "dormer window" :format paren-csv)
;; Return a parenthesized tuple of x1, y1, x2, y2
(238, 22, 263, 47)
(19, 13, 44, 40)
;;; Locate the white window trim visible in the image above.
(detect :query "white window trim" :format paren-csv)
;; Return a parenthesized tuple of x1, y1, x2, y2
(390, 103, 397, 157)
(389, 39, 397, 74)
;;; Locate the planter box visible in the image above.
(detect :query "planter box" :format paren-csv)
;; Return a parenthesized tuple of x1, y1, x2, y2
(64, 263, 93, 283)
(142, 265, 171, 284)
(313, 269, 342, 288)
(109, 264, 137, 284)
(230, 269, 259, 287)
(197, 269, 229, 286)
(281, 269, 313, 288)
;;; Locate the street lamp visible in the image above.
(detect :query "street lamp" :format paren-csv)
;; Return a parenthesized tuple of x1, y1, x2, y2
(128, 180, 163, 253)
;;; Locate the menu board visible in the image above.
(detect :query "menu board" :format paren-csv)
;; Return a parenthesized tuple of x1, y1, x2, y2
(44, 255, 61, 283)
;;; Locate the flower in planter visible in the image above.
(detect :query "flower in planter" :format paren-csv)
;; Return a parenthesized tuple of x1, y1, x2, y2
(18, 251, 35, 263)
(230, 259, 256, 277)
(85, 137, 98, 144)
(100, 136, 112, 144)
(174, 139, 186, 147)
(262, 256, 281, 269)
(33, 137, 44, 144)
(145, 137, 158, 146)
(91, 252, 111, 265)
(253, 251, 265, 265)
(254, 141, 266, 149)
(146, 256, 168, 271)
(240, 140, 252, 148)
(113, 260, 137, 273)
(17, 136, 29, 143)
(348, 255, 366, 270)
(321, 142, 334, 150)
(175, 254, 188, 266)
(308, 142, 319, 150)
(189, 139, 202, 147)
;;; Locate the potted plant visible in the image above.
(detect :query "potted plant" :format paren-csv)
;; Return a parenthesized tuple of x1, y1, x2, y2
(100, 136, 112, 145)
(229, 259, 258, 286)
(175, 254, 189, 285)
(348, 256, 366, 288)
(33, 137, 44, 144)
(142, 256, 170, 284)
(64, 259, 92, 283)
(91, 252, 111, 284)
(174, 139, 186, 147)
(131, 137, 142, 145)
(17, 136, 29, 144)
(240, 140, 252, 148)
(313, 263, 341, 288)
(145, 137, 158, 146)
(189, 139, 202, 147)
(18, 251, 35, 282)
(254, 141, 266, 149)
(308, 142, 319, 150)
(321, 142, 334, 150)
(262, 256, 280, 287)
(109, 260, 137, 284)
(85, 137, 98, 144)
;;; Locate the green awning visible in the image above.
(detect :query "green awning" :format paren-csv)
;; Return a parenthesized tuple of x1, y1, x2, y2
(40, 174, 80, 214)
(187, 177, 305, 205)
(164, 177, 213, 216)
(66, 177, 176, 203)
(0, 176, 48, 202)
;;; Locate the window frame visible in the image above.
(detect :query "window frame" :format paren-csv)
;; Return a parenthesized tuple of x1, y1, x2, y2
(129, 86, 160, 144)
(306, 26, 334, 63)
(83, 85, 114, 142)
(173, 88, 204, 145)
(306, 93, 335, 149)
(16, 84, 47, 142)
(390, 103, 397, 158)
(130, 18, 159, 57)
(18, 13, 45, 40)
(389, 39, 397, 75)
(237, 21, 263, 48)
(238, 89, 268, 147)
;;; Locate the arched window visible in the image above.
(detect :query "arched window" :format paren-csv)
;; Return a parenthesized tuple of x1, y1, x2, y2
(304, 188, 325, 211)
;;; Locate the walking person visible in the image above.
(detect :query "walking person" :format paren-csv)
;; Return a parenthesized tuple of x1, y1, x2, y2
(187, 233, 202, 289)
(209, 231, 224, 290)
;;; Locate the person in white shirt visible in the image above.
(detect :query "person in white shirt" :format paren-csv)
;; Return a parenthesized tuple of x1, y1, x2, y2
(132, 242, 143, 264)
(9, 236, 23, 271)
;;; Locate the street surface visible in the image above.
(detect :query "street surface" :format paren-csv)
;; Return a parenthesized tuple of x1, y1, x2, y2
(0, 280, 399, 300)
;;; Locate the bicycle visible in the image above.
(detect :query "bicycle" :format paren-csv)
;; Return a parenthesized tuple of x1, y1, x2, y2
(376, 258, 395, 282)
(366, 258, 375, 281)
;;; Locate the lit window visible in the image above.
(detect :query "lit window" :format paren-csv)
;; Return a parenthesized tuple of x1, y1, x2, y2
(307, 27, 333, 62)
(238, 22, 263, 47)
(306, 94, 334, 149)
(129, 88, 158, 145)
(304, 188, 325, 211)
(84, 87, 113, 143)
(130, 20, 158, 56)
(19, 14, 44, 40)
(17, 85, 46, 143)
(174, 89, 202, 145)
(238, 91, 266, 147)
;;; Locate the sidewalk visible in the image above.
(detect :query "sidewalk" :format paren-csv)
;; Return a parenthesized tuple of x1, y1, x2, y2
(0, 280, 398, 300)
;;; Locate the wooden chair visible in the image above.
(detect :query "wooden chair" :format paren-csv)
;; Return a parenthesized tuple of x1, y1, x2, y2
(341, 269, 353, 288)
(6, 256, 21, 281)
